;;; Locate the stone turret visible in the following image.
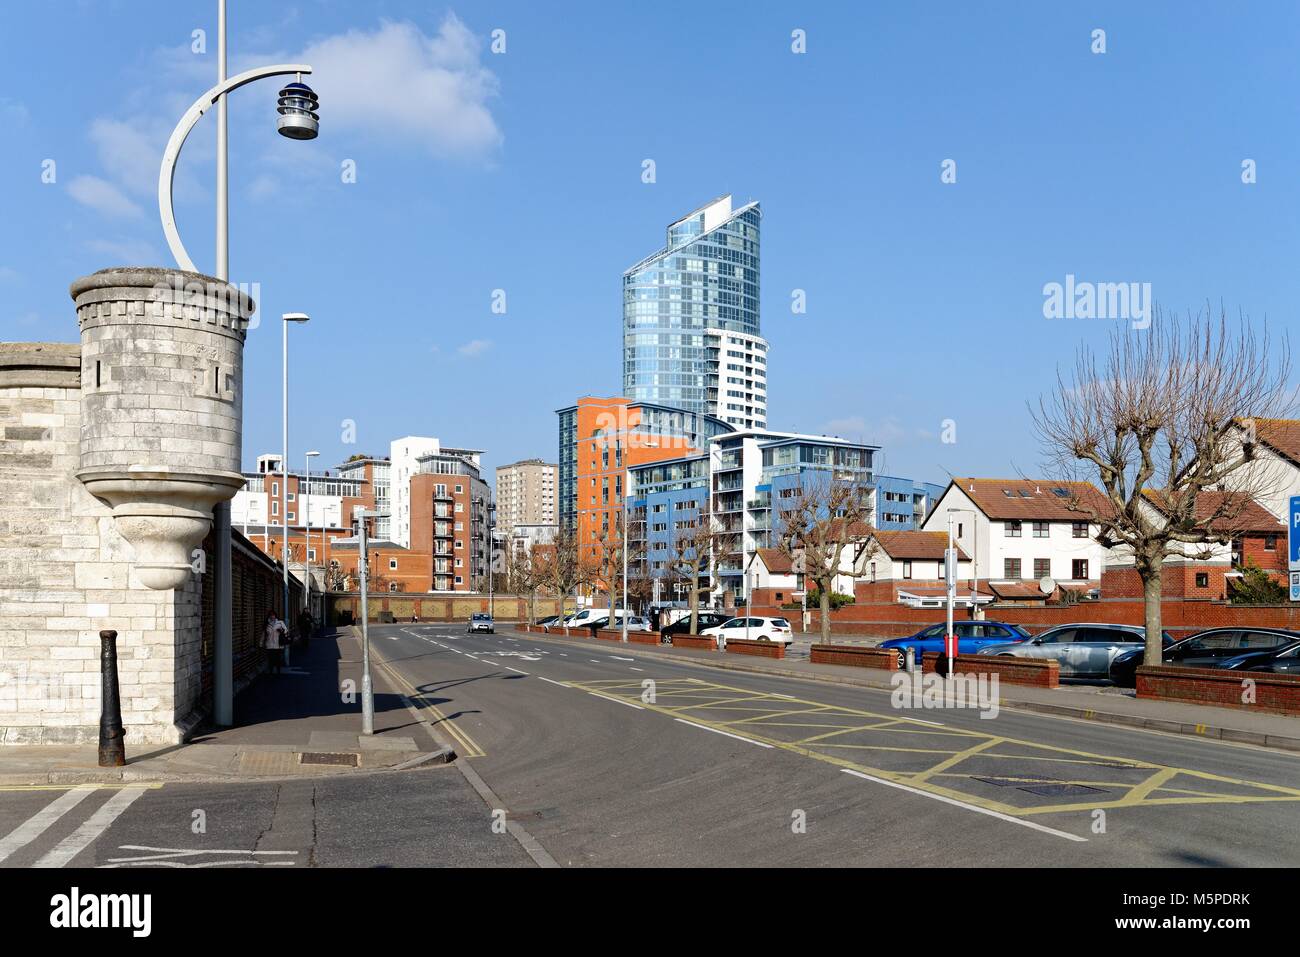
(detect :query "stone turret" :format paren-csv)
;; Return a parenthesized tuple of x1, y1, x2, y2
(71, 267, 253, 589)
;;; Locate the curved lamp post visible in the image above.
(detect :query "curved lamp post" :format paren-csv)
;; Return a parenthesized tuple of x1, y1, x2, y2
(154, 9, 321, 728)
(158, 64, 317, 272)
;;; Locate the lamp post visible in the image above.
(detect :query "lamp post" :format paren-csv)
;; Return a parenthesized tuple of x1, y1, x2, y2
(949, 507, 980, 618)
(281, 313, 310, 632)
(305, 449, 320, 625)
(159, 0, 320, 727)
(356, 506, 375, 734)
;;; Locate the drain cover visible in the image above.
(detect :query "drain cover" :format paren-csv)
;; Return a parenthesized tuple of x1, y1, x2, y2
(1019, 783, 1106, 797)
(298, 751, 358, 767)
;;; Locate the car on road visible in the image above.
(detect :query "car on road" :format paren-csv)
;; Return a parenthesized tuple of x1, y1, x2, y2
(1108, 627, 1300, 687)
(978, 622, 1173, 679)
(467, 612, 494, 634)
(878, 621, 1031, 669)
(658, 611, 732, 644)
(700, 616, 794, 645)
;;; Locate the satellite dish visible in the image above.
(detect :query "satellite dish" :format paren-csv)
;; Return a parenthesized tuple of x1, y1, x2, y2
(1039, 576, 1056, 594)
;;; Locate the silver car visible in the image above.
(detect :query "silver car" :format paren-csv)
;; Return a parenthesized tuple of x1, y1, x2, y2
(976, 623, 1169, 678)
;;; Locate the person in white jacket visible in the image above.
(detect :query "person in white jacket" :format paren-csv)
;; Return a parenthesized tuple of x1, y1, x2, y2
(264, 612, 287, 675)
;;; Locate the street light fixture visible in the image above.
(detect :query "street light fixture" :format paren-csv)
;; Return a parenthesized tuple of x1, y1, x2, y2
(305, 450, 320, 625)
(282, 313, 310, 637)
(159, 0, 321, 727)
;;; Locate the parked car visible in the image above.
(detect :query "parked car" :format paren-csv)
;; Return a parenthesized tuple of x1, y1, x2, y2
(659, 612, 732, 644)
(1225, 639, 1300, 675)
(700, 616, 794, 645)
(564, 608, 624, 629)
(467, 612, 494, 634)
(978, 623, 1173, 679)
(535, 615, 560, 628)
(879, 621, 1031, 670)
(1108, 627, 1300, 687)
(579, 614, 652, 635)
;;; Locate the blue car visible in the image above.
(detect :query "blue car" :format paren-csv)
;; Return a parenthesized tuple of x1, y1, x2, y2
(879, 621, 1031, 669)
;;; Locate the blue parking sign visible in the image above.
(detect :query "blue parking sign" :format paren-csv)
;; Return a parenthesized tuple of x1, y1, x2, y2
(1292, 496, 1300, 569)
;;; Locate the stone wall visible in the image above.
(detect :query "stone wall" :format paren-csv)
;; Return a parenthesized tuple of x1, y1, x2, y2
(1, 342, 204, 744)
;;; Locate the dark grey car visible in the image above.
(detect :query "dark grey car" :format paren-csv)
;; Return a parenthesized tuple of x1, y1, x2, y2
(977, 623, 1170, 678)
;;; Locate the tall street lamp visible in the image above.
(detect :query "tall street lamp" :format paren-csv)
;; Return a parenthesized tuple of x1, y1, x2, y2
(159, 0, 320, 727)
(281, 312, 310, 630)
(305, 449, 320, 625)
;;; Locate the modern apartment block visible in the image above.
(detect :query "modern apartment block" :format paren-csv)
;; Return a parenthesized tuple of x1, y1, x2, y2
(495, 458, 558, 537)
(623, 195, 765, 418)
(230, 436, 492, 594)
(875, 475, 946, 530)
(556, 395, 733, 572)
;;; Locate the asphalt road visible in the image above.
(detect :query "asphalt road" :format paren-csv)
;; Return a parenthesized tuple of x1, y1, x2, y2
(0, 767, 531, 868)
(363, 622, 1300, 867)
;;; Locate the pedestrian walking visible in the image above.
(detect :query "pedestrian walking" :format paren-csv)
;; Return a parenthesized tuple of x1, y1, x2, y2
(264, 611, 287, 675)
(296, 607, 313, 652)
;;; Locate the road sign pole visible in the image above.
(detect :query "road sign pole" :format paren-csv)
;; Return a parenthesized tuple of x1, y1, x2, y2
(1289, 496, 1300, 601)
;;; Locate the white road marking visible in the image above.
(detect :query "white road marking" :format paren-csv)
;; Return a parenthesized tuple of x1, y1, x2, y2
(906, 717, 946, 727)
(674, 718, 773, 748)
(0, 786, 97, 864)
(840, 769, 1087, 842)
(504, 666, 528, 675)
(588, 692, 644, 711)
(538, 676, 568, 688)
(629, 667, 644, 672)
(102, 845, 299, 867)
(34, 786, 150, 867)
(771, 693, 796, 700)
(608, 656, 634, 661)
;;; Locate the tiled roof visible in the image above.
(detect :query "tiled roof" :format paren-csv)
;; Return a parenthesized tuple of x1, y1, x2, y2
(755, 548, 794, 574)
(871, 530, 969, 561)
(1249, 418, 1300, 466)
(949, 478, 1111, 521)
(1143, 490, 1283, 534)
(987, 581, 1052, 600)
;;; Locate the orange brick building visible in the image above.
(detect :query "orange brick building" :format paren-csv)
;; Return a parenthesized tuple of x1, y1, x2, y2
(557, 396, 733, 593)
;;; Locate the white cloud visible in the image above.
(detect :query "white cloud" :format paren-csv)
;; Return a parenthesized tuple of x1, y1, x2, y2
(457, 338, 492, 358)
(298, 16, 502, 159)
(67, 175, 143, 219)
(86, 237, 159, 264)
(88, 118, 166, 197)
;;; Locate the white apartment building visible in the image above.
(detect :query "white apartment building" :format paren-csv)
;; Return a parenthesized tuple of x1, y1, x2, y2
(230, 452, 354, 536)
(496, 458, 558, 536)
(705, 327, 768, 430)
(389, 436, 444, 548)
(922, 478, 1110, 589)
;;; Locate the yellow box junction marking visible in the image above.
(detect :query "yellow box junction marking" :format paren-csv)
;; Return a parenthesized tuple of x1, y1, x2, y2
(567, 677, 1300, 818)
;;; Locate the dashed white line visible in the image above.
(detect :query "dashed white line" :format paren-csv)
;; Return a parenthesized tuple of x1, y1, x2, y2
(608, 655, 634, 661)
(673, 718, 773, 748)
(839, 769, 1086, 842)
(538, 676, 568, 688)
(629, 667, 644, 672)
(588, 692, 644, 711)
(503, 666, 528, 675)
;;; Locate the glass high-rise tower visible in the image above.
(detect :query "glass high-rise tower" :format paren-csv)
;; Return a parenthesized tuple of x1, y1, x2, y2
(623, 195, 766, 426)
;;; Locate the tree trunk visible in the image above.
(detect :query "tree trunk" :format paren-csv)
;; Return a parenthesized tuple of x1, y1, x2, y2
(528, 590, 536, 626)
(820, 582, 832, 645)
(689, 571, 700, 635)
(1141, 564, 1164, 665)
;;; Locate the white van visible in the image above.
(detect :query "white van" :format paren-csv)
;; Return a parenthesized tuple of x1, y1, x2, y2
(564, 608, 629, 628)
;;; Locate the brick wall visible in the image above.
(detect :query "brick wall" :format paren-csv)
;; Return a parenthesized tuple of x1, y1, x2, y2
(1136, 665, 1300, 715)
(326, 592, 562, 623)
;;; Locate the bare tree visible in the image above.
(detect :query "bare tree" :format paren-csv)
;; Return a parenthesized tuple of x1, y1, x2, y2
(1034, 306, 1292, 665)
(540, 525, 591, 624)
(511, 542, 546, 625)
(668, 500, 720, 635)
(775, 474, 876, 645)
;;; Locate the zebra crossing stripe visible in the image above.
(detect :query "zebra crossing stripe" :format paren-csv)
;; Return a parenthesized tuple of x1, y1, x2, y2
(0, 786, 97, 864)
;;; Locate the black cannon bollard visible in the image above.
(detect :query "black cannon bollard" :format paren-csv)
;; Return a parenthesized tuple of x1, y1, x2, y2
(98, 629, 126, 767)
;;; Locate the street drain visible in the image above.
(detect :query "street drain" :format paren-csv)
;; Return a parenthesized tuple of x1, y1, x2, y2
(298, 751, 358, 767)
(972, 776, 1107, 797)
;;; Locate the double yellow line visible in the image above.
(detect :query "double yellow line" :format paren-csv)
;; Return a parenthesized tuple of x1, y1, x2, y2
(374, 656, 485, 758)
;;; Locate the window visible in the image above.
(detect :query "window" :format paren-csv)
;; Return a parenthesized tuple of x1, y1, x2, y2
(455, 540, 463, 549)
(1032, 522, 1049, 538)
(1005, 521, 1022, 538)
(271, 501, 279, 516)
(388, 559, 398, 570)
(1004, 558, 1022, 579)
(1072, 522, 1088, 539)
(455, 484, 463, 493)
(1266, 533, 1278, 551)
(287, 491, 295, 502)
(286, 512, 294, 523)
(455, 502, 463, 513)
(1071, 559, 1089, 580)
(307, 549, 316, 561)
(1033, 559, 1050, 580)
(902, 561, 912, 580)
(271, 482, 279, 497)
(1195, 572, 1209, 588)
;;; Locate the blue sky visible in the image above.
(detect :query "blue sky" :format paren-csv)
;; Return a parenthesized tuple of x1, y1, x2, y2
(2, 1, 1298, 488)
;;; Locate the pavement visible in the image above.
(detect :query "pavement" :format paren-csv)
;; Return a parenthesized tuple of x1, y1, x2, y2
(0, 628, 544, 868)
